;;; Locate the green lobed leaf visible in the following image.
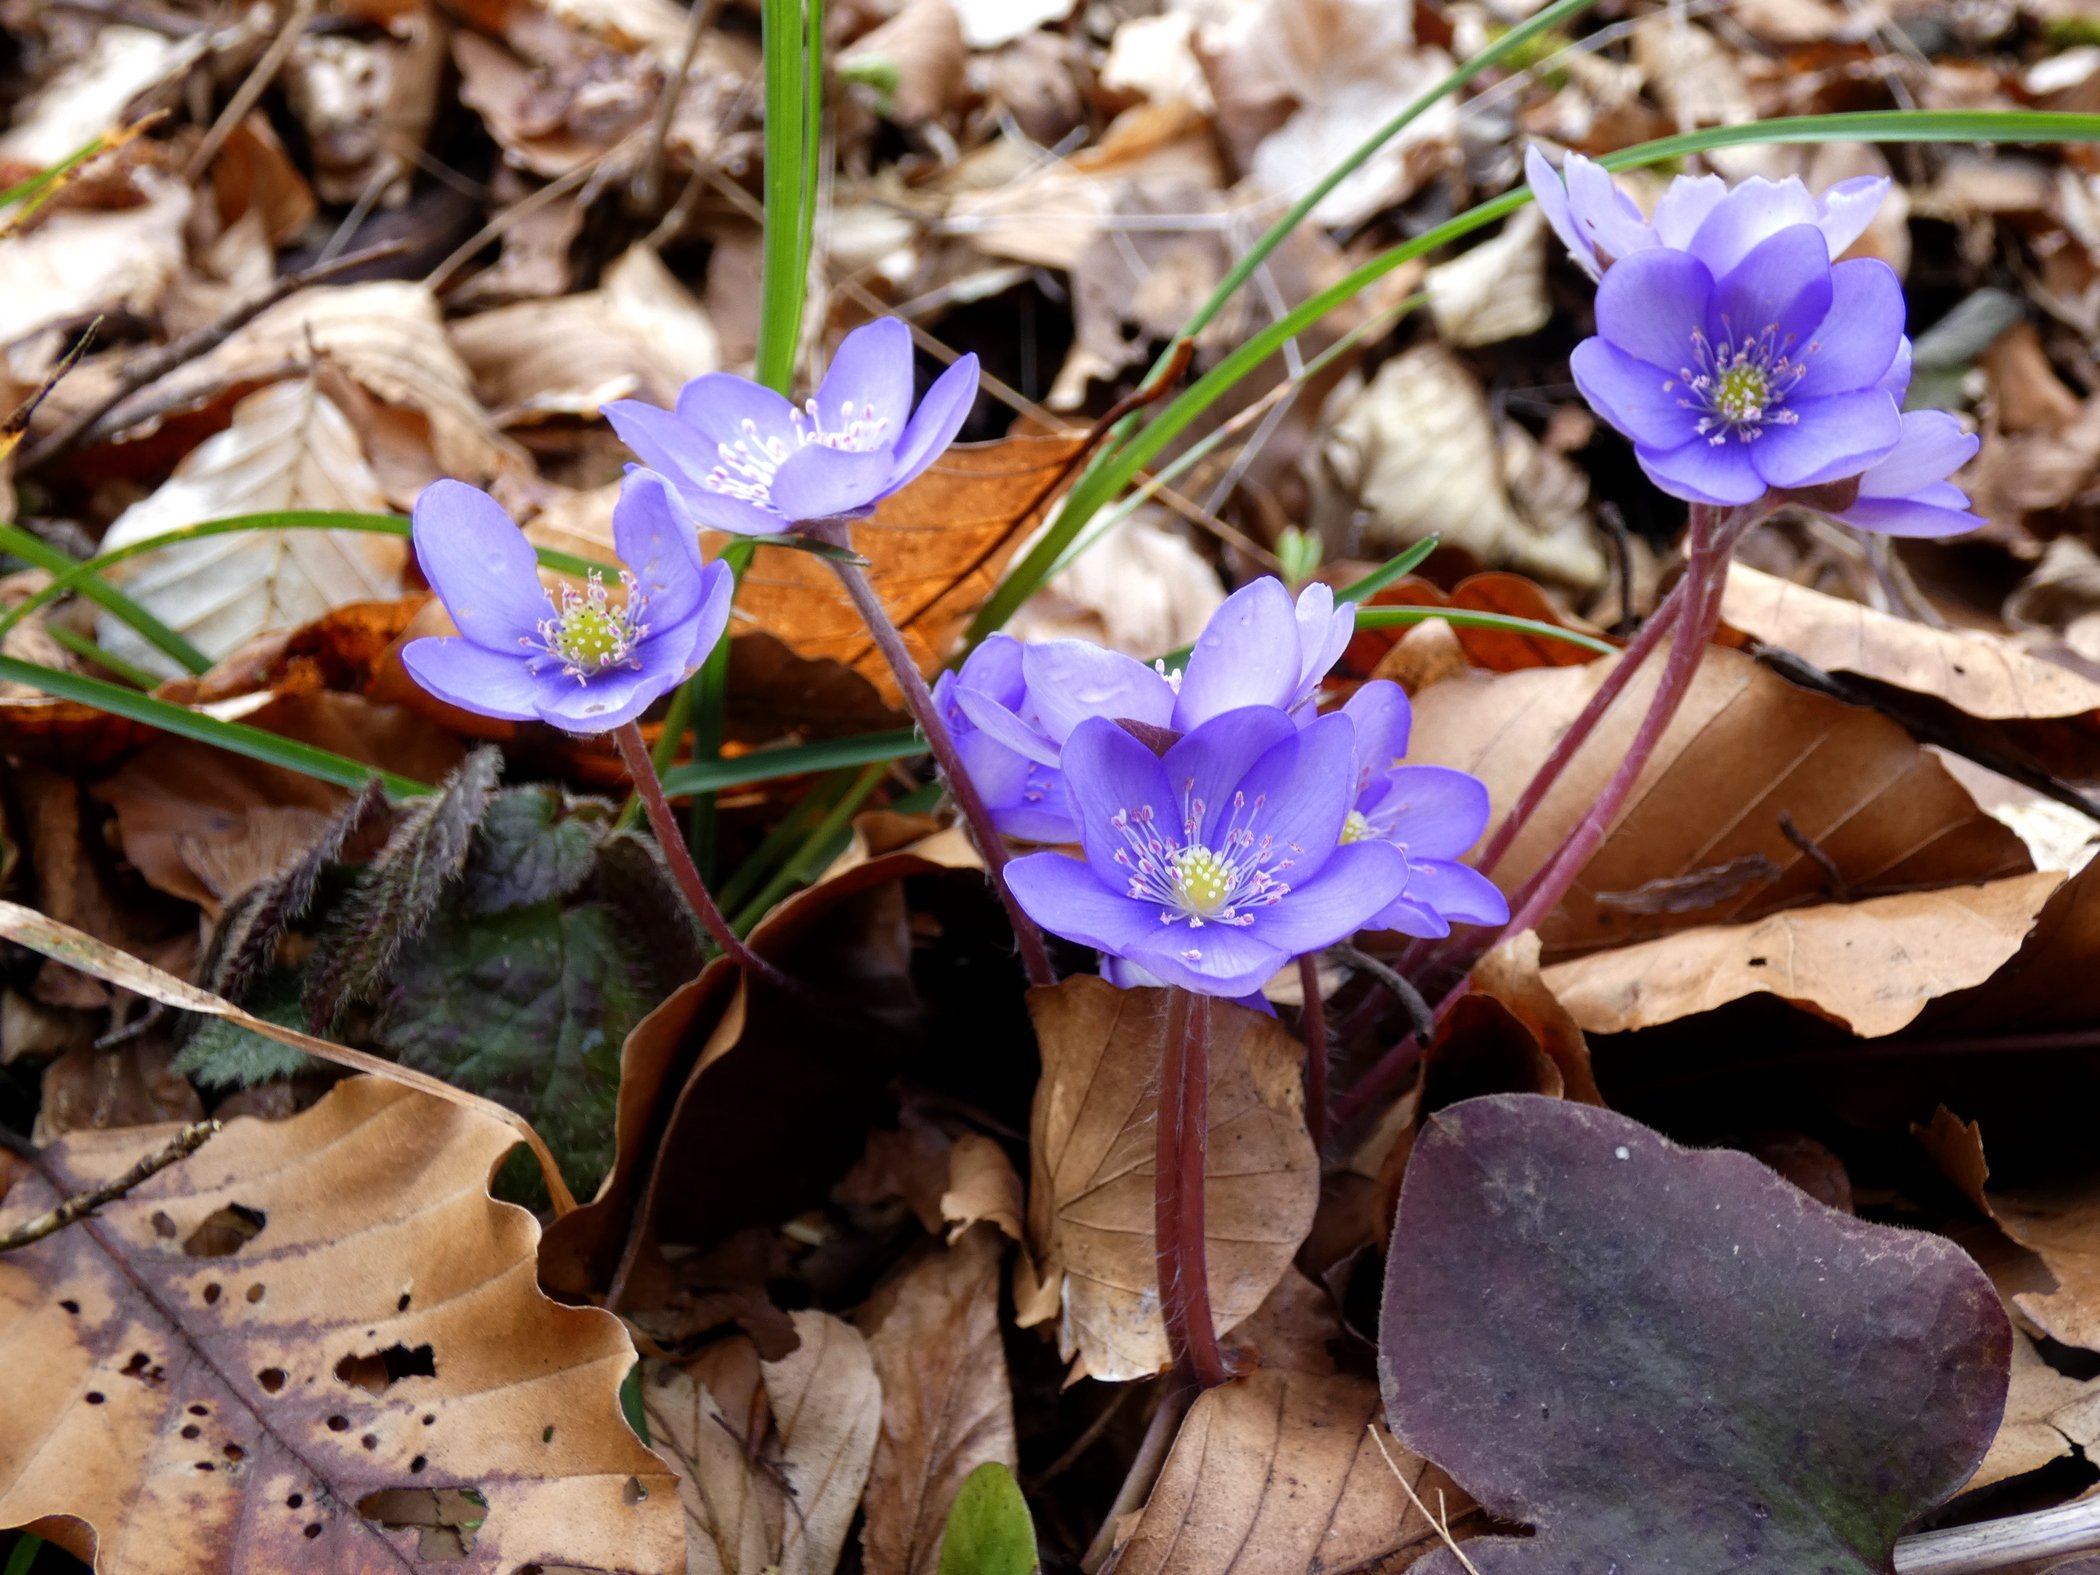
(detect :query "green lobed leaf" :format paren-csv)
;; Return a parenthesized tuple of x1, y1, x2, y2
(936, 1463, 1038, 1575)
(1379, 1095, 2012, 1575)
(174, 977, 316, 1088)
(460, 788, 612, 915)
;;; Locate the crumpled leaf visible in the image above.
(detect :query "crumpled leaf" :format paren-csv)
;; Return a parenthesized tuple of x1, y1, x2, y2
(1380, 1094, 2011, 1575)
(0, 1077, 683, 1573)
(1017, 976, 1318, 1383)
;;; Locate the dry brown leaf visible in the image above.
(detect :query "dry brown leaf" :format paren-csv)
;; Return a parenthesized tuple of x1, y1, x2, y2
(941, 1133, 1024, 1244)
(1985, 1180, 2100, 1355)
(1722, 563, 2100, 721)
(841, 0, 966, 125)
(1973, 1329, 2100, 1490)
(860, 1231, 1017, 1575)
(0, 1077, 681, 1573)
(0, 171, 190, 349)
(1426, 206, 1550, 349)
(1409, 644, 2031, 960)
(0, 25, 197, 168)
(647, 1312, 882, 1575)
(1541, 871, 2065, 1038)
(93, 379, 405, 676)
(1005, 512, 1223, 657)
(1108, 1370, 1470, 1575)
(34, 1038, 204, 1142)
(728, 433, 1089, 700)
(1018, 977, 1318, 1383)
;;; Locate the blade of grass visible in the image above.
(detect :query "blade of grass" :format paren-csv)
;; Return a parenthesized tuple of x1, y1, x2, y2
(659, 726, 922, 798)
(731, 758, 886, 933)
(712, 765, 856, 915)
(41, 624, 161, 689)
(974, 108, 2100, 638)
(0, 523, 211, 673)
(1337, 538, 1441, 603)
(1353, 605, 1614, 655)
(0, 655, 430, 796)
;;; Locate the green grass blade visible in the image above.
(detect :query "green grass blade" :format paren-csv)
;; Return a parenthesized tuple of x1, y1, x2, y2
(0, 523, 212, 673)
(0, 655, 431, 796)
(41, 624, 161, 688)
(1336, 538, 1440, 604)
(730, 758, 885, 932)
(3, 1533, 44, 1575)
(757, 0, 813, 396)
(1353, 604, 1613, 655)
(974, 108, 2100, 639)
(659, 726, 922, 798)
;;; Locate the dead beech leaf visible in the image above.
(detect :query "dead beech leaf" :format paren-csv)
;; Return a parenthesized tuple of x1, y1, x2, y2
(1111, 1370, 1468, 1575)
(1019, 977, 1319, 1383)
(860, 1231, 1017, 1575)
(0, 899, 575, 1210)
(94, 379, 404, 676)
(0, 171, 190, 348)
(730, 433, 1089, 701)
(647, 1311, 881, 1575)
(1973, 1326, 2100, 1490)
(1541, 870, 2065, 1038)
(0, 1078, 682, 1573)
(1409, 644, 2031, 960)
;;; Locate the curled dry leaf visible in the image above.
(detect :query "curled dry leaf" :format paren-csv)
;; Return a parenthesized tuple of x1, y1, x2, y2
(646, 1310, 881, 1575)
(860, 1231, 1017, 1575)
(94, 379, 405, 677)
(0, 1077, 681, 1573)
(1542, 870, 2065, 1038)
(1382, 1095, 2011, 1575)
(0, 172, 190, 349)
(1410, 644, 2031, 960)
(1109, 1369, 1469, 1575)
(1018, 976, 1318, 1383)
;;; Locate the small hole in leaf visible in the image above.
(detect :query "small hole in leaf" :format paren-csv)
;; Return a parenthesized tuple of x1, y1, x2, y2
(183, 1204, 267, 1258)
(542, 1426, 554, 1444)
(246, 1284, 265, 1304)
(360, 1486, 485, 1560)
(335, 1343, 437, 1394)
(304, 1525, 323, 1541)
(362, 1434, 380, 1451)
(397, 1292, 412, 1312)
(223, 1443, 246, 1462)
(623, 1476, 646, 1505)
(1747, 956, 1768, 967)
(258, 1368, 287, 1394)
(411, 1456, 427, 1474)
(287, 1493, 304, 1509)
(203, 1284, 221, 1305)
(151, 1211, 177, 1238)
(327, 1416, 349, 1432)
(189, 1404, 209, 1417)
(422, 1414, 436, 1426)
(85, 1392, 105, 1406)
(196, 1461, 215, 1472)
(123, 1352, 151, 1376)
(59, 1300, 79, 1315)
(181, 1425, 201, 1439)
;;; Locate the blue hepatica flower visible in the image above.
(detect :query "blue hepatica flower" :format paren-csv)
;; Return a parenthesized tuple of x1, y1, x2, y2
(945, 577, 1356, 844)
(1004, 706, 1410, 997)
(1341, 682, 1509, 939)
(401, 473, 732, 733)
(604, 317, 978, 536)
(1831, 410, 1985, 538)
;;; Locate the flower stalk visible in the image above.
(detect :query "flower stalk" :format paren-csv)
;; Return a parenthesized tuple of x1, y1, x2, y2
(1297, 953, 1331, 1155)
(1157, 985, 1228, 1388)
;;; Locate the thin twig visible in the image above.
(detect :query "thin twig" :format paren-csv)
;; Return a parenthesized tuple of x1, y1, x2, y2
(1777, 810, 1850, 901)
(21, 240, 409, 469)
(0, 1120, 220, 1254)
(1368, 1425, 1483, 1575)
(1327, 944, 1435, 1044)
(1080, 1377, 1193, 1574)
(637, 0, 727, 211)
(1895, 1495, 2100, 1574)
(186, 0, 318, 183)
(425, 138, 638, 294)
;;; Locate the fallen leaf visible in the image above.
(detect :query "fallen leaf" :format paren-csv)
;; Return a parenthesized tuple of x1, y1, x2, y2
(1005, 512, 1224, 657)
(1380, 1095, 2011, 1575)
(93, 379, 405, 676)
(0, 25, 197, 168)
(1018, 976, 1318, 1383)
(0, 171, 190, 349)
(1541, 870, 2065, 1038)
(34, 1037, 204, 1141)
(1409, 644, 2032, 959)
(860, 1231, 1017, 1575)
(0, 1077, 682, 1573)
(1110, 1369, 1470, 1575)
(1426, 206, 1550, 349)
(1973, 1327, 2100, 1490)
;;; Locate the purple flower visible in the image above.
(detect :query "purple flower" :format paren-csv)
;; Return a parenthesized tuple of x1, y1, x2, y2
(1526, 146, 1887, 282)
(402, 473, 731, 733)
(933, 635, 1093, 843)
(604, 317, 978, 536)
(1004, 706, 1410, 996)
(1171, 578, 1354, 726)
(1570, 223, 1907, 508)
(1826, 410, 1983, 538)
(1341, 683, 1509, 939)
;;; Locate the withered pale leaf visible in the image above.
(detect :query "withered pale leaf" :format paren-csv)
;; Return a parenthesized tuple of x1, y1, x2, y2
(0, 172, 190, 348)
(0, 1078, 682, 1573)
(1410, 644, 2031, 960)
(769, 1311, 884, 1575)
(1019, 977, 1318, 1383)
(1111, 1370, 1467, 1575)
(861, 1232, 1017, 1575)
(1973, 1329, 2100, 1490)
(1542, 870, 2065, 1038)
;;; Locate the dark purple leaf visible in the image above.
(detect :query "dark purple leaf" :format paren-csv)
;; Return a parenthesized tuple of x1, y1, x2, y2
(1380, 1094, 2010, 1575)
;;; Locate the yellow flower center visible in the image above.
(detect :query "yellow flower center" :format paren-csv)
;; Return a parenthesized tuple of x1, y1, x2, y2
(1714, 363, 1770, 423)
(1339, 810, 1373, 846)
(534, 570, 647, 680)
(1171, 846, 1234, 917)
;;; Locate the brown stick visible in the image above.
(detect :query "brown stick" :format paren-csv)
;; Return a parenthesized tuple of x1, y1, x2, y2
(1894, 1494, 2100, 1574)
(185, 0, 318, 182)
(0, 1120, 220, 1254)
(1297, 953, 1331, 1155)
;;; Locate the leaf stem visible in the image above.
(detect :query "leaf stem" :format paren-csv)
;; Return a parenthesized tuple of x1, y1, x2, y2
(1297, 954, 1330, 1156)
(612, 721, 797, 996)
(1157, 987, 1227, 1388)
(819, 541, 1056, 987)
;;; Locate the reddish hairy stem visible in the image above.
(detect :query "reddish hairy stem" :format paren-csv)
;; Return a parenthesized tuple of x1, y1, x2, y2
(1297, 953, 1330, 1155)
(613, 721, 800, 994)
(1157, 987, 1228, 1388)
(823, 550, 1057, 988)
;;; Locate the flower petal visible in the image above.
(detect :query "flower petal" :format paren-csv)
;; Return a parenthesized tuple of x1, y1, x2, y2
(1650, 172, 1728, 249)
(1637, 434, 1767, 505)
(1836, 495, 1984, 538)
(954, 685, 1059, 766)
(1240, 841, 1413, 955)
(605, 404, 790, 537)
(1791, 258, 1905, 398)
(530, 624, 694, 733)
(1291, 582, 1354, 707)
(1877, 337, 1913, 398)
(1815, 175, 1890, 259)
(1007, 849, 1158, 956)
(1709, 225, 1832, 347)
(1222, 711, 1358, 886)
(1399, 858, 1509, 926)
(1126, 923, 1285, 998)
(1022, 640, 1176, 743)
(1593, 248, 1713, 376)
(813, 318, 915, 434)
(1571, 338, 1704, 450)
(1343, 680, 1412, 803)
(767, 443, 899, 523)
(1526, 144, 1598, 279)
(1686, 177, 1817, 278)
(1856, 410, 1977, 497)
(612, 468, 708, 628)
(1749, 389, 1901, 489)
(411, 480, 552, 650)
(1174, 578, 1301, 724)
(1061, 715, 1180, 890)
(1367, 894, 1451, 939)
(1369, 765, 1493, 859)
(401, 637, 544, 722)
(1159, 705, 1302, 858)
(672, 372, 800, 451)
(1562, 152, 1655, 268)
(887, 353, 979, 489)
